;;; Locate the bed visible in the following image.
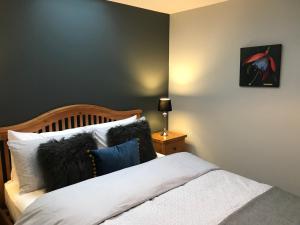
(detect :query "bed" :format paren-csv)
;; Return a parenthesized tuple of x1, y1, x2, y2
(0, 104, 142, 224)
(0, 104, 299, 225)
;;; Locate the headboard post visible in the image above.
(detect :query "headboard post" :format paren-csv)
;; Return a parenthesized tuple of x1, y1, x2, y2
(0, 104, 142, 208)
(0, 140, 5, 208)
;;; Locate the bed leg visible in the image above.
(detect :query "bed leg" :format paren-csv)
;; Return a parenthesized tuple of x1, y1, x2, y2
(0, 208, 14, 225)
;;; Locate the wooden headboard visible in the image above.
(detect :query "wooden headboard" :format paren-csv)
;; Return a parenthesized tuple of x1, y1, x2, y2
(0, 104, 142, 207)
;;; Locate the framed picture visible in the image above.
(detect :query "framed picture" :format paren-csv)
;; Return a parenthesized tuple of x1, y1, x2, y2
(240, 44, 282, 87)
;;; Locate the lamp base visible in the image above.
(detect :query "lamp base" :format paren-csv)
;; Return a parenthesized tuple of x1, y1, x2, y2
(161, 112, 169, 137)
(161, 130, 168, 136)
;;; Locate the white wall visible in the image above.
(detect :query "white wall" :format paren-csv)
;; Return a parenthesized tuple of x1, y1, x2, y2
(169, 0, 300, 196)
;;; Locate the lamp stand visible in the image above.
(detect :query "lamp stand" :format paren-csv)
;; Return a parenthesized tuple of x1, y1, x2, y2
(161, 112, 168, 136)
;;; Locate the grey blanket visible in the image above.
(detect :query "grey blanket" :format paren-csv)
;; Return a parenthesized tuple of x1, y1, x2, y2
(219, 187, 300, 225)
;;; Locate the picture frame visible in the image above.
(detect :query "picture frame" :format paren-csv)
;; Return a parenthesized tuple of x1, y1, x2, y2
(240, 44, 282, 87)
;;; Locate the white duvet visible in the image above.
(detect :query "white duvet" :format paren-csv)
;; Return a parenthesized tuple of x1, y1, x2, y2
(103, 170, 271, 225)
(15, 153, 271, 225)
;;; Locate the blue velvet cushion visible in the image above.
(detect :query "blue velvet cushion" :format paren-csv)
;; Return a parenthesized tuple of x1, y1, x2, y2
(90, 139, 140, 175)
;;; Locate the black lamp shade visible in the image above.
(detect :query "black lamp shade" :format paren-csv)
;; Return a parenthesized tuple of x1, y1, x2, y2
(158, 98, 172, 112)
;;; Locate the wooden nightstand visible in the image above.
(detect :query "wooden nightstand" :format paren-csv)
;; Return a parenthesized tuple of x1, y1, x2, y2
(152, 131, 187, 155)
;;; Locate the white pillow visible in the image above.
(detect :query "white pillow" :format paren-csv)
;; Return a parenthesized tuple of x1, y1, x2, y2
(7, 115, 138, 191)
(8, 137, 55, 193)
(8, 127, 84, 182)
(8, 115, 137, 141)
(93, 116, 145, 146)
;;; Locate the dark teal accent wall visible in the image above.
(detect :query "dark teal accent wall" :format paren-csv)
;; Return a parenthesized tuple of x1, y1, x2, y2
(0, 0, 169, 130)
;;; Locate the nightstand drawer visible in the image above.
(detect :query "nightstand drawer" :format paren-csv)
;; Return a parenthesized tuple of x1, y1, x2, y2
(152, 131, 187, 155)
(164, 140, 185, 154)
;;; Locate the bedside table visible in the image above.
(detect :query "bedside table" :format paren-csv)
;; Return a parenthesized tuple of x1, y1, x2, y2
(152, 131, 187, 155)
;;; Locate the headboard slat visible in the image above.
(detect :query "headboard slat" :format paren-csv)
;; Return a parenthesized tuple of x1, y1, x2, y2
(0, 104, 142, 207)
(68, 117, 72, 129)
(3, 144, 10, 182)
(0, 141, 5, 208)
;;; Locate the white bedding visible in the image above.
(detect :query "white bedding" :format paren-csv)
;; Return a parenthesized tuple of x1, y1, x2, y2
(156, 152, 164, 158)
(103, 170, 271, 225)
(4, 181, 44, 221)
(12, 153, 271, 225)
(16, 153, 218, 225)
(5, 152, 164, 222)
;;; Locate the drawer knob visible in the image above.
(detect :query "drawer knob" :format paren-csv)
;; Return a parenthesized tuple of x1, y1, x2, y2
(173, 147, 177, 150)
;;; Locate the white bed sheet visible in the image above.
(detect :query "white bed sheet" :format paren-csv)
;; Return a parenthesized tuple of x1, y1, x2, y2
(4, 181, 45, 222)
(156, 152, 164, 158)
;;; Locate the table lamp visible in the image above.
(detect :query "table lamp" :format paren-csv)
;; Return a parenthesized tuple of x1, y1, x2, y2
(158, 98, 172, 136)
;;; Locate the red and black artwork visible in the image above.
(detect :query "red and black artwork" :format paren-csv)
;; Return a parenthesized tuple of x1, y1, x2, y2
(240, 44, 282, 87)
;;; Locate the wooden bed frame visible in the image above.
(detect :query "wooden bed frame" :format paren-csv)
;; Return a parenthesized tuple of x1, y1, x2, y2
(0, 104, 142, 214)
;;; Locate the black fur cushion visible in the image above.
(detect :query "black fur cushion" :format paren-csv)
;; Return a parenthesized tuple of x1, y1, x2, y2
(107, 120, 157, 163)
(37, 133, 97, 192)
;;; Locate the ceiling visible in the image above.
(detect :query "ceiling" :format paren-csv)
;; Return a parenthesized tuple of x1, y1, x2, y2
(108, 0, 228, 14)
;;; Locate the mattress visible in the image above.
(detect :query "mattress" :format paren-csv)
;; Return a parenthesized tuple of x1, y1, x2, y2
(4, 181, 45, 222)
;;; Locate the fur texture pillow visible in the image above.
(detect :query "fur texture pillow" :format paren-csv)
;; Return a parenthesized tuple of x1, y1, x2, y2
(37, 133, 97, 192)
(106, 120, 157, 163)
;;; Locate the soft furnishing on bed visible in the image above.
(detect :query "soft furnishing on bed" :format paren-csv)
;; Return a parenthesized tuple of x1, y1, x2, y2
(219, 187, 300, 225)
(15, 153, 219, 225)
(15, 152, 300, 225)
